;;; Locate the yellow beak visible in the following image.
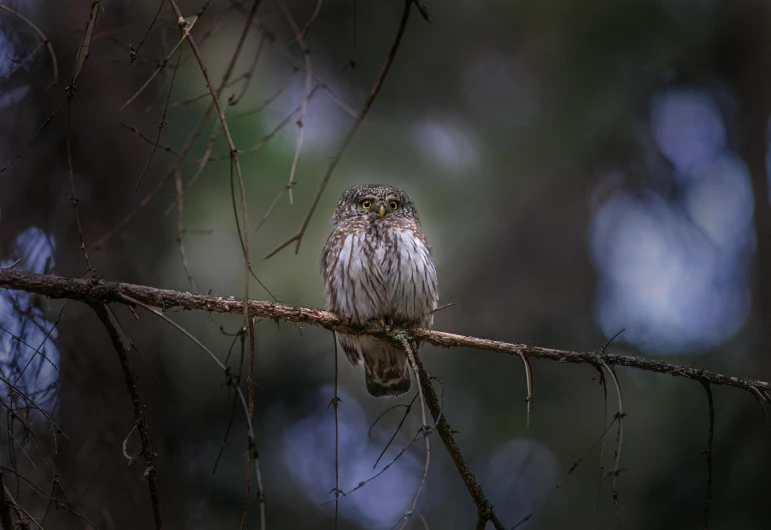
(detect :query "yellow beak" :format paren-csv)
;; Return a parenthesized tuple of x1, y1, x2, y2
(378, 204, 386, 218)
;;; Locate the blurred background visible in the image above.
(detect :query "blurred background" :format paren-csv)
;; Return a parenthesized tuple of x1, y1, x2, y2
(1, 0, 770, 528)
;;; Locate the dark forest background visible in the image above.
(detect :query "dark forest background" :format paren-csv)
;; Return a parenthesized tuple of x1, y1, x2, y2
(1, 0, 770, 528)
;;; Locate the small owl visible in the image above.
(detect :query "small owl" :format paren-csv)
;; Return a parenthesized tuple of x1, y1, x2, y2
(321, 184, 439, 397)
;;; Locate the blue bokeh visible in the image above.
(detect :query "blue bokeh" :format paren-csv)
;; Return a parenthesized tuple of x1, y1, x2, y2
(591, 89, 754, 353)
(281, 385, 425, 528)
(0, 227, 60, 412)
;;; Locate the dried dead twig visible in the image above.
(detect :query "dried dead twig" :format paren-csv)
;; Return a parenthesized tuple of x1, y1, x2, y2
(512, 414, 620, 529)
(395, 335, 430, 530)
(119, 14, 198, 112)
(0, 5, 59, 86)
(601, 362, 624, 528)
(272, 0, 312, 205)
(0, 474, 13, 530)
(65, 0, 102, 274)
(91, 304, 162, 530)
(410, 347, 506, 530)
(702, 382, 714, 530)
(264, 0, 416, 259)
(135, 45, 183, 189)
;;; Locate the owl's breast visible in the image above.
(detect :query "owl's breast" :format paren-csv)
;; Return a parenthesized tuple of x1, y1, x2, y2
(323, 227, 389, 325)
(382, 226, 438, 324)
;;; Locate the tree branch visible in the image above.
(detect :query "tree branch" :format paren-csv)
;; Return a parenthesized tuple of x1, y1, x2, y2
(91, 303, 163, 529)
(1, 269, 768, 396)
(3, 268, 770, 528)
(411, 348, 506, 530)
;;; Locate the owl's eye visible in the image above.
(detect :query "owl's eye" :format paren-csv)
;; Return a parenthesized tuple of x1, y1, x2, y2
(361, 200, 372, 209)
(389, 201, 399, 210)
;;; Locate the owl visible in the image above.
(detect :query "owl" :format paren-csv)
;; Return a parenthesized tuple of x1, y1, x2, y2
(321, 184, 439, 397)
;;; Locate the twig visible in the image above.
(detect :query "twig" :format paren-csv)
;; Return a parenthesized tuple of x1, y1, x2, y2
(601, 362, 624, 528)
(91, 304, 162, 529)
(135, 45, 182, 189)
(264, 0, 415, 259)
(174, 169, 198, 292)
(272, 0, 311, 205)
(0, 40, 44, 81)
(237, 72, 297, 119)
(512, 414, 620, 529)
(65, 0, 102, 273)
(409, 348, 506, 530)
(2, 484, 37, 530)
(0, 474, 13, 530)
(0, 5, 59, 86)
(119, 15, 197, 111)
(321, 423, 429, 506)
(299, 0, 323, 39)
(239, 316, 255, 530)
(119, 294, 225, 371)
(595, 368, 608, 529)
(130, 0, 164, 61)
(228, 32, 267, 107)
(243, 16, 356, 117)
(701, 382, 714, 530)
(395, 335, 430, 530)
(370, 394, 417, 469)
(0, 97, 65, 174)
(331, 332, 340, 528)
(2, 269, 770, 397)
(516, 353, 533, 429)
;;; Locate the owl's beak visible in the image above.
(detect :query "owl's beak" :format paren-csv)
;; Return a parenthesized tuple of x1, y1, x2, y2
(378, 204, 386, 218)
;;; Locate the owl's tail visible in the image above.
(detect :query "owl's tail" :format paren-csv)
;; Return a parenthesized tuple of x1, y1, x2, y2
(339, 335, 411, 397)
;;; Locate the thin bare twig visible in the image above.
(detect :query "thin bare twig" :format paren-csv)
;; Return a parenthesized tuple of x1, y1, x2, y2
(409, 348, 506, 530)
(65, 0, 102, 273)
(0, 474, 13, 530)
(299, 0, 323, 39)
(701, 382, 714, 530)
(0, 97, 65, 174)
(515, 353, 533, 429)
(264, 0, 415, 259)
(0, 40, 44, 81)
(135, 45, 182, 189)
(92, 304, 162, 529)
(119, 294, 225, 371)
(601, 362, 624, 528)
(595, 368, 608, 529)
(0, 5, 59, 86)
(174, 169, 198, 292)
(330, 332, 340, 528)
(119, 15, 197, 111)
(131, 0, 165, 61)
(272, 0, 311, 205)
(243, 17, 356, 117)
(512, 414, 620, 529)
(395, 335, 430, 530)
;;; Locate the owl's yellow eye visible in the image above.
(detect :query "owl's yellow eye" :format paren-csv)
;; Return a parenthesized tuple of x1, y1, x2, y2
(361, 200, 372, 209)
(389, 201, 399, 210)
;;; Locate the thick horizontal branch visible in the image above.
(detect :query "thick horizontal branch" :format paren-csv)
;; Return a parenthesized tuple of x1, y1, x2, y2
(1, 269, 769, 395)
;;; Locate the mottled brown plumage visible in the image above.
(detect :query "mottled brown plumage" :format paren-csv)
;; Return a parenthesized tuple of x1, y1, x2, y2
(321, 185, 439, 397)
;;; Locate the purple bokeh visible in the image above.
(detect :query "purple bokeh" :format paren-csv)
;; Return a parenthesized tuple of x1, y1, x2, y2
(281, 385, 425, 528)
(0, 227, 60, 412)
(591, 89, 753, 353)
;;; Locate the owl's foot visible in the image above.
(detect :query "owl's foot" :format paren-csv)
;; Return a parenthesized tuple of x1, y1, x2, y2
(378, 316, 395, 332)
(378, 317, 394, 331)
(363, 317, 396, 333)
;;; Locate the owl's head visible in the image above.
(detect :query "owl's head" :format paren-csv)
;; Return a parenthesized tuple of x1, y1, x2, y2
(331, 184, 419, 225)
